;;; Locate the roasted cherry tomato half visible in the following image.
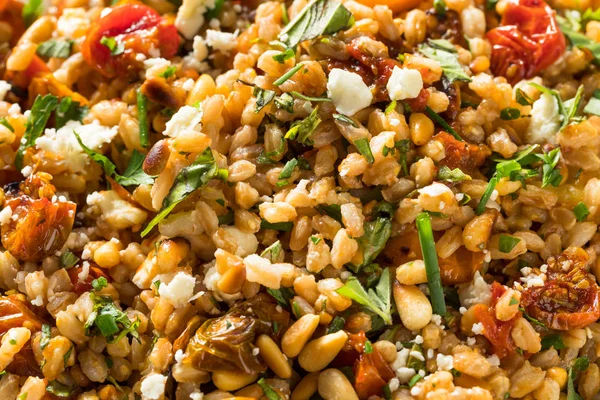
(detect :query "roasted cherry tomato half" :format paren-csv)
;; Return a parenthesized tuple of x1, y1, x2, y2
(81, 3, 180, 77)
(68, 265, 110, 294)
(521, 248, 600, 330)
(486, 0, 565, 84)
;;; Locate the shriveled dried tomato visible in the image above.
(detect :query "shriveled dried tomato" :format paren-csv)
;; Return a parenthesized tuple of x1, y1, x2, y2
(81, 3, 180, 78)
(434, 132, 492, 176)
(486, 0, 565, 84)
(2, 175, 76, 262)
(68, 265, 110, 295)
(473, 282, 520, 358)
(521, 248, 600, 330)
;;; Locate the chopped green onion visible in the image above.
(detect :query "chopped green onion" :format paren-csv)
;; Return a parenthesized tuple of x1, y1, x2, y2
(354, 138, 374, 164)
(415, 213, 446, 315)
(475, 176, 498, 215)
(424, 106, 462, 141)
(500, 107, 521, 120)
(498, 234, 521, 253)
(137, 89, 149, 148)
(273, 64, 303, 86)
(574, 202, 590, 222)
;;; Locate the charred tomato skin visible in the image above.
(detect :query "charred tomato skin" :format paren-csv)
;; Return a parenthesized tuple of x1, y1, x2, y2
(81, 3, 180, 77)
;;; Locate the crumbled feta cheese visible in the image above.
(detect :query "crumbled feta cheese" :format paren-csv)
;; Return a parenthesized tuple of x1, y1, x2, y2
(391, 348, 410, 370)
(410, 351, 425, 361)
(414, 335, 424, 344)
(190, 391, 204, 400)
(205, 29, 239, 53)
(471, 322, 484, 335)
(327, 68, 373, 116)
(0, 80, 11, 101)
(252, 347, 260, 356)
(466, 337, 476, 346)
(202, 265, 221, 292)
(86, 190, 148, 230)
(244, 254, 294, 289)
(396, 367, 416, 383)
(140, 373, 167, 400)
(388, 378, 400, 392)
(36, 121, 118, 171)
(175, 0, 215, 40)
(0, 206, 12, 225)
(410, 386, 422, 396)
(164, 105, 203, 138)
(431, 314, 443, 326)
(458, 271, 491, 308)
(419, 182, 453, 197)
(174, 349, 184, 363)
(209, 18, 220, 29)
(21, 165, 33, 178)
(526, 92, 560, 144)
(386, 67, 423, 101)
(459, 307, 467, 314)
(8, 103, 21, 115)
(182, 78, 195, 91)
(487, 354, 501, 367)
(78, 261, 90, 282)
(427, 348, 434, 359)
(31, 295, 44, 307)
(158, 272, 196, 308)
(81, 248, 91, 260)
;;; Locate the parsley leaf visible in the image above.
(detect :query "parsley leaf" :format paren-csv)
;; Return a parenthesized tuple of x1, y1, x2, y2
(559, 19, 600, 63)
(419, 39, 471, 83)
(279, 0, 354, 48)
(354, 138, 374, 164)
(498, 234, 521, 253)
(91, 277, 108, 291)
(46, 380, 74, 397)
(336, 267, 392, 325)
(438, 165, 471, 182)
(257, 377, 283, 400)
(327, 315, 345, 333)
(60, 250, 79, 269)
(253, 86, 276, 113)
(285, 107, 321, 144)
(0, 117, 13, 133)
(84, 294, 140, 343)
(277, 158, 298, 187)
(568, 357, 590, 400)
(159, 66, 177, 79)
(536, 148, 562, 188)
(22, 0, 42, 26)
(100, 36, 125, 56)
(119, 150, 154, 186)
(584, 89, 600, 116)
(37, 39, 74, 59)
(40, 324, 51, 350)
(349, 217, 392, 272)
(15, 94, 59, 170)
(273, 48, 296, 63)
(540, 334, 565, 351)
(55, 97, 89, 129)
(141, 148, 228, 236)
(574, 202, 590, 222)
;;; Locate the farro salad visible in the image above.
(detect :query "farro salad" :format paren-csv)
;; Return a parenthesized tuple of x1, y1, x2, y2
(0, 0, 599, 398)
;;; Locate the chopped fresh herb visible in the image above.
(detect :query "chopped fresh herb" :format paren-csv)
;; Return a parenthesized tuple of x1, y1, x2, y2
(486, 0, 498, 9)
(261, 220, 294, 232)
(141, 148, 227, 236)
(349, 217, 392, 272)
(498, 235, 521, 253)
(364, 340, 373, 354)
(91, 277, 108, 291)
(46, 380, 73, 397)
(15, 94, 59, 170)
(537, 148, 562, 188)
(408, 374, 423, 388)
(281, 2, 290, 24)
(253, 86, 277, 113)
(63, 345, 73, 368)
(137, 89, 149, 148)
(204, 0, 224, 19)
(40, 324, 51, 350)
(285, 107, 321, 144)
(277, 158, 298, 187)
(273, 321, 280, 334)
(310, 236, 322, 245)
(509, 296, 519, 306)
(515, 88, 534, 106)
(424, 106, 462, 141)
(541, 334, 565, 350)
(558, 19, 600, 64)
(153, 280, 161, 291)
(336, 267, 392, 325)
(385, 100, 397, 115)
(316, 204, 343, 224)
(275, 92, 295, 113)
(258, 377, 283, 400)
(500, 107, 521, 120)
(416, 213, 446, 315)
(332, 113, 358, 127)
(327, 315, 345, 333)
(382, 384, 392, 400)
(261, 240, 283, 263)
(0, 117, 13, 133)
(419, 39, 471, 83)
(37, 39, 73, 59)
(574, 202, 590, 222)
(584, 89, 600, 116)
(278, 0, 354, 48)
(292, 301, 302, 318)
(291, 91, 331, 102)
(274, 63, 303, 85)
(475, 176, 498, 215)
(568, 357, 590, 400)
(458, 193, 471, 206)
(529, 83, 584, 130)
(437, 165, 471, 182)
(119, 150, 155, 186)
(396, 139, 410, 175)
(354, 138, 374, 164)
(84, 294, 140, 343)
(18, 392, 28, 400)
(217, 209, 234, 225)
(60, 250, 79, 269)
(9, 339, 16, 345)
(55, 97, 89, 129)
(100, 36, 125, 56)
(519, 307, 547, 328)
(159, 65, 177, 79)
(273, 48, 296, 63)
(22, 0, 42, 26)
(433, 0, 447, 15)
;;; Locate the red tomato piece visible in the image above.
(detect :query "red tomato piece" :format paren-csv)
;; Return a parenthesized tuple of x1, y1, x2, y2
(434, 132, 492, 176)
(81, 3, 180, 77)
(68, 266, 111, 294)
(486, 0, 565, 84)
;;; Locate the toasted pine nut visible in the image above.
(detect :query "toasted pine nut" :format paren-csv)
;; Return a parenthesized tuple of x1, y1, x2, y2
(291, 372, 320, 400)
(212, 370, 258, 391)
(317, 368, 359, 400)
(298, 330, 348, 372)
(393, 282, 432, 331)
(282, 314, 320, 358)
(255, 334, 292, 379)
(396, 260, 427, 285)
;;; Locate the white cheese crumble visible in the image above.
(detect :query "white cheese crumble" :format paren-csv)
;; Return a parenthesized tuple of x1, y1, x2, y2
(21, 165, 33, 178)
(8, 103, 21, 115)
(0, 80, 11, 101)
(35, 121, 118, 171)
(140, 373, 167, 400)
(487, 354, 501, 367)
(164, 105, 203, 138)
(526, 92, 560, 144)
(388, 377, 400, 392)
(158, 272, 196, 308)
(386, 67, 423, 101)
(31, 295, 44, 307)
(175, 0, 215, 40)
(458, 271, 491, 308)
(396, 367, 416, 383)
(202, 264, 221, 292)
(471, 322, 484, 335)
(190, 391, 204, 400)
(252, 347, 260, 356)
(327, 68, 373, 116)
(174, 349, 184, 363)
(0, 206, 13, 225)
(414, 335, 424, 344)
(205, 29, 239, 53)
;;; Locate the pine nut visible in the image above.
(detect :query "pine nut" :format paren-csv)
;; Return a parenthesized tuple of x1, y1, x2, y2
(255, 334, 292, 379)
(282, 314, 320, 358)
(393, 282, 432, 331)
(298, 330, 348, 372)
(317, 368, 359, 400)
(212, 370, 258, 391)
(291, 372, 319, 400)
(217, 263, 246, 294)
(396, 260, 427, 285)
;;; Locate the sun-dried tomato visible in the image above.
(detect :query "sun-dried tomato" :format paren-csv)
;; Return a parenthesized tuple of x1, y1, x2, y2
(521, 248, 600, 330)
(434, 132, 492, 176)
(68, 265, 110, 295)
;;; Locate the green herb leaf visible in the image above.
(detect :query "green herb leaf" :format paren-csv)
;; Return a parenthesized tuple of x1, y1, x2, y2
(475, 176, 498, 215)
(275, 92, 295, 113)
(267, 286, 295, 309)
(416, 212, 446, 315)
(63, 345, 73, 368)
(253, 86, 277, 113)
(277, 158, 298, 187)
(37, 39, 73, 59)
(419, 39, 471, 83)
(349, 217, 392, 272)
(568, 357, 590, 400)
(291, 91, 332, 102)
(137, 89, 149, 148)
(73, 131, 116, 177)
(100, 36, 125, 56)
(536, 148, 562, 188)
(498, 235, 521, 253)
(500, 107, 521, 120)
(433, 0, 447, 15)
(333, 113, 358, 127)
(40, 324, 51, 350)
(273, 48, 296, 63)
(258, 377, 283, 400)
(261, 240, 283, 263)
(85, 294, 140, 343)
(437, 165, 471, 182)
(0, 117, 13, 133)
(385, 100, 397, 115)
(559, 19, 600, 64)
(204, 0, 224, 19)
(364, 340, 373, 354)
(584, 89, 600, 116)
(261, 220, 294, 232)
(540, 334, 565, 351)
(55, 97, 89, 129)
(279, 0, 354, 48)
(15, 94, 59, 170)
(159, 65, 177, 79)
(22, 0, 42, 26)
(515, 88, 534, 106)
(316, 204, 343, 224)
(574, 201, 590, 222)
(327, 315, 345, 333)
(337, 268, 392, 325)
(408, 373, 423, 388)
(91, 277, 108, 291)
(141, 148, 226, 236)
(46, 381, 74, 397)
(354, 138, 374, 164)
(274, 63, 303, 85)
(285, 107, 321, 144)
(118, 150, 154, 186)
(424, 106, 462, 141)
(60, 250, 79, 269)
